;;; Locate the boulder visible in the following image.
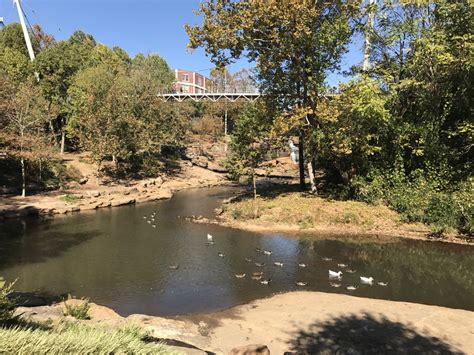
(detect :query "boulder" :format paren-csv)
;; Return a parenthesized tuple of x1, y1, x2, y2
(111, 198, 136, 207)
(79, 176, 89, 185)
(154, 176, 164, 187)
(88, 190, 101, 198)
(230, 344, 271, 355)
(207, 161, 228, 173)
(3, 206, 39, 218)
(192, 156, 209, 169)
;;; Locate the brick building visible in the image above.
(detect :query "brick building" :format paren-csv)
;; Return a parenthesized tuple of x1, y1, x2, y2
(174, 69, 208, 94)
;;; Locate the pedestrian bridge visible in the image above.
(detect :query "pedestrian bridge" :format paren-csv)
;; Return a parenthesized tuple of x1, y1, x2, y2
(157, 91, 261, 102)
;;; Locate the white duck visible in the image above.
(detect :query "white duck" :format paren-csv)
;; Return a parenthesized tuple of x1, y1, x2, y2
(360, 276, 374, 285)
(207, 233, 213, 242)
(329, 270, 343, 279)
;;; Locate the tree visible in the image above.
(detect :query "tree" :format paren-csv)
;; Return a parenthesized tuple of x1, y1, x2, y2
(67, 64, 131, 176)
(364, 0, 473, 182)
(226, 102, 275, 216)
(34, 36, 94, 153)
(128, 53, 185, 156)
(316, 76, 391, 185)
(186, 0, 360, 191)
(1, 79, 50, 197)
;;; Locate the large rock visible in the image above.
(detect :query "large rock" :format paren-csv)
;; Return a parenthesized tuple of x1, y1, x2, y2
(87, 190, 101, 198)
(127, 314, 210, 352)
(111, 198, 136, 207)
(230, 344, 270, 355)
(2, 206, 39, 218)
(207, 161, 228, 173)
(192, 156, 209, 169)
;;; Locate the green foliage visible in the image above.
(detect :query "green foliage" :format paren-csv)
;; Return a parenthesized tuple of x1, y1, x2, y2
(62, 295, 91, 320)
(0, 321, 174, 354)
(226, 102, 274, 180)
(353, 171, 473, 236)
(191, 115, 223, 139)
(0, 278, 16, 323)
(60, 194, 81, 204)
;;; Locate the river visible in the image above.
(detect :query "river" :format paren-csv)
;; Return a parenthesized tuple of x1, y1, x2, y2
(0, 186, 472, 316)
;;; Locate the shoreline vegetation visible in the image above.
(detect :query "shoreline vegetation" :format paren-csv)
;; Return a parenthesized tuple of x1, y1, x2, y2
(1, 155, 471, 246)
(196, 184, 473, 245)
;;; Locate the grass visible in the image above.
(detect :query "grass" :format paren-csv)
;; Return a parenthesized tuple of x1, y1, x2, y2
(63, 295, 90, 320)
(0, 278, 16, 323)
(0, 321, 175, 354)
(59, 194, 81, 203)
(222, 186, 420, 234)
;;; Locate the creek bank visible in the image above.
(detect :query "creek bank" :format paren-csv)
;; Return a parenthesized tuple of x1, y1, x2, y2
(0, 163, 231, 220)
(14, 292, 473, 354)
(196, 190, 472, 245)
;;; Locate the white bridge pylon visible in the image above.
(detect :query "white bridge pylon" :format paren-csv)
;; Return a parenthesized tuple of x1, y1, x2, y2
(157, 92, 261, 103)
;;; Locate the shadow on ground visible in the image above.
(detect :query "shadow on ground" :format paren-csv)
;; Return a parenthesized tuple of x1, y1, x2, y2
(287, 313, 461, 354)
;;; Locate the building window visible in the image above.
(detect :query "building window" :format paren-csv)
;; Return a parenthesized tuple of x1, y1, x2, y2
(197, 77, 202, 86)
(183, 74, 189, 82)
(181, 85, 189, 93)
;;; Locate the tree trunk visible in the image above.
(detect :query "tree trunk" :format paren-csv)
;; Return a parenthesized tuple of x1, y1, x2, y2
(298, 131, 306, 191)
(307, 161, 317, 194)
(39, 159, 42, 182)
(252, 170, 258, 219)
(21, 157, 26, 197)
(49, 120, 55, 142)
(60, 129, 66, 154)
(363, 0, 376, 71)
(96, 161, 101, 185)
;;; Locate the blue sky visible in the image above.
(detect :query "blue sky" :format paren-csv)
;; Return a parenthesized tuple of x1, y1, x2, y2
(0, 0, 362, 86)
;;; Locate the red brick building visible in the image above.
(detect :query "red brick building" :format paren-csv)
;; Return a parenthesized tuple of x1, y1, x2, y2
(174, 69, 208, 94)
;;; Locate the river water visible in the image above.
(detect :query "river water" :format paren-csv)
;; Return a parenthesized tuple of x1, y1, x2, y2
(0, 186, 472, 316)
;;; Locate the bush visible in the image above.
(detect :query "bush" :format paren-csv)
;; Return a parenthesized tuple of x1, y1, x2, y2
(0, 278, 16, 323)
(63, 295, 90, 320)
(191, 115, 223, 139)
(231, 208, 243, 219)
(352, 170, 473, 236)
(0, 321, 174, 354)
(60, 194, 81, 203)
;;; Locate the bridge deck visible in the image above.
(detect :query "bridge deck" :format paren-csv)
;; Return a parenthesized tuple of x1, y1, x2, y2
(157, 92, 261, 102)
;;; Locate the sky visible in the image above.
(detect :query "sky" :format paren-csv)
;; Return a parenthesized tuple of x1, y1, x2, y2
(0, 0, 362, 86)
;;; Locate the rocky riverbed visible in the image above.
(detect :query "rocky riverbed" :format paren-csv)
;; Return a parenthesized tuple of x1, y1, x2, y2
(0, 162, 230, 220)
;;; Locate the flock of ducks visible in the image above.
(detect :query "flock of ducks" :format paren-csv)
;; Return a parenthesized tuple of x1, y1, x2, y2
(207, 233, 389, 290)
(142, 213, 389, 291)
(143, 212, 158, 228)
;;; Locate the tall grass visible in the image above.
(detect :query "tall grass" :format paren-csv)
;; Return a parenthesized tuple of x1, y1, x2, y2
(0, 278, 16, 322)
(63, 295, 90, 320)
(0, 321, 175, 354)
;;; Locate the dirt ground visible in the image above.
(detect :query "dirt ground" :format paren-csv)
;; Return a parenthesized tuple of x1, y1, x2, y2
(16, 291, 474, 354)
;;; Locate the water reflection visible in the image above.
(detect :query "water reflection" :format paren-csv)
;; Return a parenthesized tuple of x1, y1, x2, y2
(0, 186, 472, 316)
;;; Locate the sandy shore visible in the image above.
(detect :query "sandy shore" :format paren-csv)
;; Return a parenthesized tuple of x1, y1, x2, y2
(16, 291, 474, 354)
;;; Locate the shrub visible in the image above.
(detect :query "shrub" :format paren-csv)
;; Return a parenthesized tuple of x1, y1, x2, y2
(352, 170, 473, 236)
(0, 321, 174, 354)
(231, 208, 243, 219)
(0, 278, 16, 323)
(191, 115, 223, 139)
(63, 295, 90, 320)
(60, 194, 80, 203)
